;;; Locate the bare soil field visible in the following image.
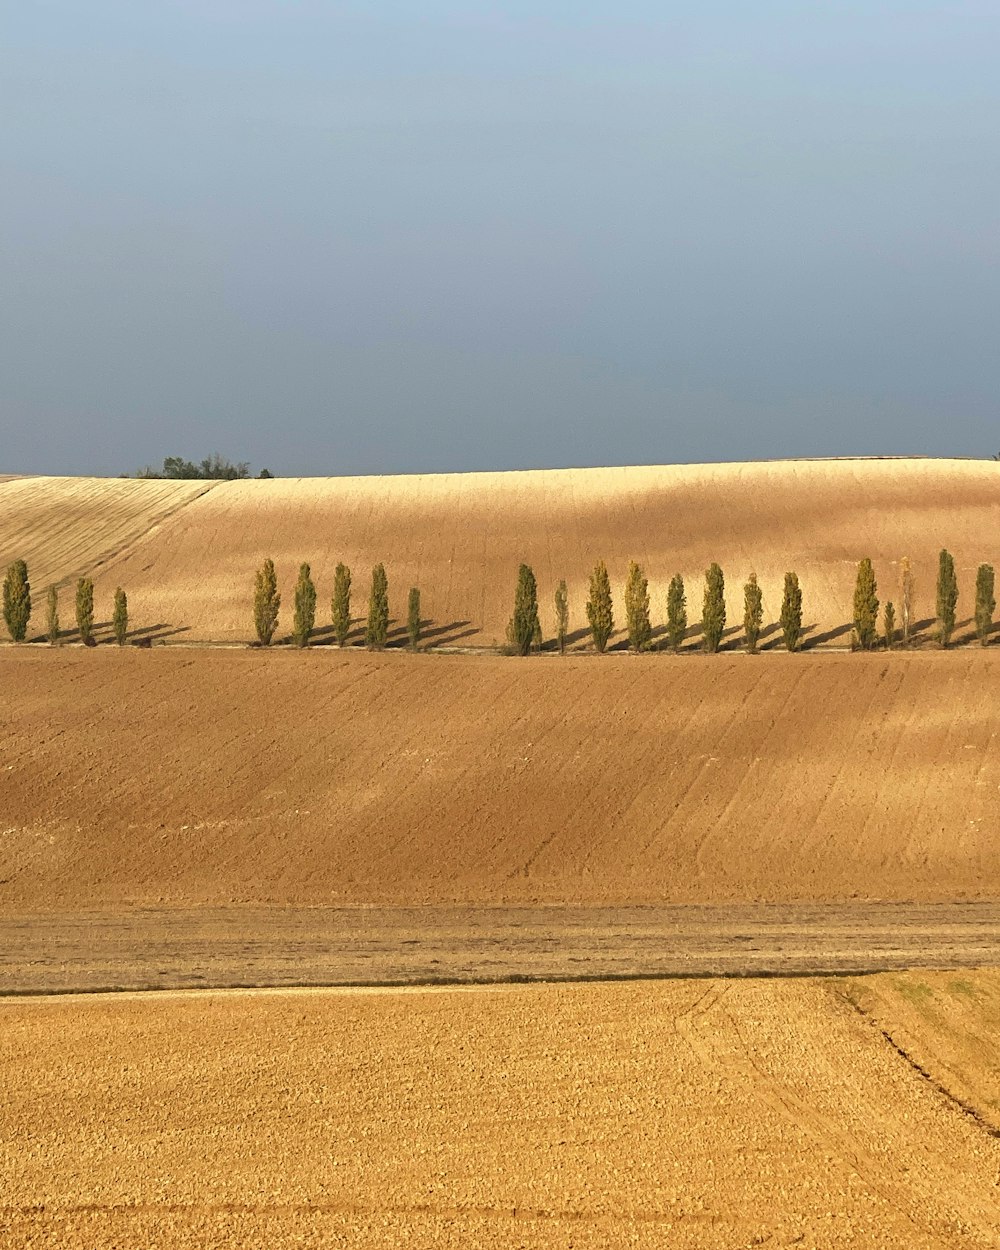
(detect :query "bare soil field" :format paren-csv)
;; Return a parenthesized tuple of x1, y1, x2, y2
(3, 647, 1000, 910)
(4, 903, 1000, 995)
(4, 974, 1000, 1248)
(2, 458, 999, 646)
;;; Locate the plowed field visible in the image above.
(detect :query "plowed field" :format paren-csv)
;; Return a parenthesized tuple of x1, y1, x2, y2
(0, 475, 214, 640)
(3, 458, 1000, 645)
(3, 647, 999, 910)
(4, 975, 1000, 1249)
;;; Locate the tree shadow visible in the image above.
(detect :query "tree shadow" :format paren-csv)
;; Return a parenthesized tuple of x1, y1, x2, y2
(800, 622, 853, 650)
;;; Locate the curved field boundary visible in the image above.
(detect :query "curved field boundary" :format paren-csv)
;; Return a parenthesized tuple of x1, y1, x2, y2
(0, 476, 217, 638)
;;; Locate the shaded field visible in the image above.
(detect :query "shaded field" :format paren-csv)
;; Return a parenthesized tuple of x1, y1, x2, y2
(3, 458, 1000, 647)
(3, 647, 1000, 910)
(4, 974, 1000, 1248)
(4, 903, 1000, 995)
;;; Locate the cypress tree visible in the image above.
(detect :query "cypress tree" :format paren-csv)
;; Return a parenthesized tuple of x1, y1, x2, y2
(900, 556, 914, 645)
(76, 577, 95, 644)
(586, 560, 614, 653)
(975, 564, 995, 646)
(702, 563, 726, 653)
(292, 562, 317, 647)
(554, 579, 569, 654)
(46, 585, 59, 645)
(624, 560, 651, 653)
(853, 559, 879, 650)
(936, 548, 958, 647)
(3, 559, 31, 642)
(331, 562, 352, 647)
(253, 558, 280, 646)
(112, 587, 128, 646)
(366, 563, 389, 650)
(666, 574, 687, 652)
(883, 600, 896, 650)
(508, 564, 540, 656)
(407, 587, 421, 650)
(780, 571, 802, 652)
(743, 573, 763, 654)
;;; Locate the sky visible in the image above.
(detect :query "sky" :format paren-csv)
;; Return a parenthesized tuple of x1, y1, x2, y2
(2, 1, 998, 477)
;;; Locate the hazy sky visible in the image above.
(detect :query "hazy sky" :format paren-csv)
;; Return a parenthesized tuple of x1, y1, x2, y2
(3, 2, 998, 476)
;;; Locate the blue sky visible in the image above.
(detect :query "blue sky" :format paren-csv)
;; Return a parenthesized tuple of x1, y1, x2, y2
(2, 2, 998, 475)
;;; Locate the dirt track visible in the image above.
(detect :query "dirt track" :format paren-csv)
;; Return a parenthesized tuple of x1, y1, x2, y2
(4, 975, 1000, 1248)
(4, 902, 1000, 995)
(3, 647, 1000, 910)
(3, 458, 1000, 647)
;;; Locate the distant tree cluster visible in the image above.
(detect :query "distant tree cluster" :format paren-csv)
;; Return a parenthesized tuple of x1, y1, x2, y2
(132, 454, 274, 481)
(2, 560, 132, 646)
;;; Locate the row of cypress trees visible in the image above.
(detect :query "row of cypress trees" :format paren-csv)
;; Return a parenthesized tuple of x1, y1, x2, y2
(2, 560, 129, 645)
(508, 561, 804, 654)
(852, 550, 995, 649)
(252, 558, 422, 650)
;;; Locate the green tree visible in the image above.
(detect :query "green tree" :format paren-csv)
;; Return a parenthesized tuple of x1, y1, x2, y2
(853, 559, 879, 650)
(508, 564, 540, 656)
(900, 556, 914, 645)
(76, 577, 95, 644)
(624, 561, 651, 652)
(666, 574, 687, 652)
(292, 562, 317, 647)
(366, 563, 389, 650)
(554, 579, 569, 654)
(46, 585, 59, 645)
(883, 600, 896, 650)
(780, 571, 802, 652)
(253, 558, 280, 646)
(112, 587, 128, 646)
(936, 548, 958, 647)
(975, 564, 995, 646)
(2, 559, 31, 642)
(331, 563, 352, 647)
(702, 563, 726, 653)
(586, 560, 614, 653)
(743, 573, 763, 654)
(407, 587, 421, 650)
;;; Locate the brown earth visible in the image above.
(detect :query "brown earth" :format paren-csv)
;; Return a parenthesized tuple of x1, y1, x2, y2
(4, 903, 1000, 995)
(2, 647, 1000, 910)
(4, 974, 1000, 1248)
(3, 458, 1000, 646)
